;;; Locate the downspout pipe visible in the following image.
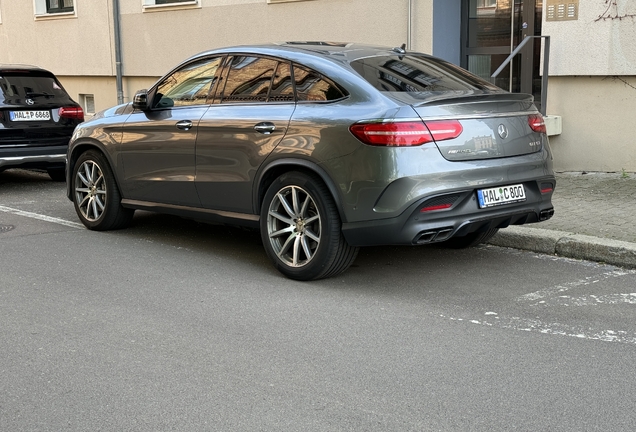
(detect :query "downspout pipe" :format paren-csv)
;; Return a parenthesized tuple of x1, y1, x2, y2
(407, 0, 412, 50)
(113, 0, 124, 105)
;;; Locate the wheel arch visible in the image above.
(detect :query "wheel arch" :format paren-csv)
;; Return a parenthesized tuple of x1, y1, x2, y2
(254, 158, 347, 223)
(66, 139, 122, 201)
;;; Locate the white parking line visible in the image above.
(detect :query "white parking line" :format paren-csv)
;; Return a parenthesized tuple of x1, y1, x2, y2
(439, 266, 636, 345)
(516, 269, 635, 302)
(0, 205, 84, 229)
(441, 313, 636, 345)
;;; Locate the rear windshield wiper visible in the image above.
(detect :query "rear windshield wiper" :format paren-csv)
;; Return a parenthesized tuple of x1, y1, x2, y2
(26, 92, 54, 98)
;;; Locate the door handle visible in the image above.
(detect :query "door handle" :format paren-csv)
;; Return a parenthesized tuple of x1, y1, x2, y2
(254, 122, 276, 135)
(176, 120, 193, 131)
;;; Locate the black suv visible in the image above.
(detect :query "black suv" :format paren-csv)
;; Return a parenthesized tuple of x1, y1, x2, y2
(0, 65, 84, 181)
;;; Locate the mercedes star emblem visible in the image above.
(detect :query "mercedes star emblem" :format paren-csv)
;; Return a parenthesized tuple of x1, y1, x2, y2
(497, 124, 509, 139)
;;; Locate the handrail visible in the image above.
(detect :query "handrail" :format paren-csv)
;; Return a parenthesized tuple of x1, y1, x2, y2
(491, 35, 550, 116)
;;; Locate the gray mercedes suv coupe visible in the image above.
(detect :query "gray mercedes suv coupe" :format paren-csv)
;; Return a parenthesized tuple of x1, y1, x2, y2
(66, 42, 555, 280)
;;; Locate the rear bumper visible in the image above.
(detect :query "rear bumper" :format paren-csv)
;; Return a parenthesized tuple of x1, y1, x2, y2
(0, 145, 67, 169)
(341, 177, 555, 247)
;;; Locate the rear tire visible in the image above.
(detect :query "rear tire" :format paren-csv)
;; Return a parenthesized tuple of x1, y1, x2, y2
(72, 150, 134, 231)
(260, 171, 359, 281)
(441, 228, 499, 249)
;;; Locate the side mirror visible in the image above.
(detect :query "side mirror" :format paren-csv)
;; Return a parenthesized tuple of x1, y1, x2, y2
(132, 89, 149, 110)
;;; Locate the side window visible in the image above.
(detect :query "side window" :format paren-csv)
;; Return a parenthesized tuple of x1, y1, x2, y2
(220, 56, 278, 103)
(268, 62, 295, 102)
(152, 57, 222, 109)
(293, 66, 345, 102)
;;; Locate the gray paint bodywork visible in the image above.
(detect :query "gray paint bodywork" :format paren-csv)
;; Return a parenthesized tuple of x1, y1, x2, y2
(66, 43, 555, 247)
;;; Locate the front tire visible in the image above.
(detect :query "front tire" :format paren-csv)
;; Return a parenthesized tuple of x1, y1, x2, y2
(260, 171, 358, 281)
(72, 150, 134, 231)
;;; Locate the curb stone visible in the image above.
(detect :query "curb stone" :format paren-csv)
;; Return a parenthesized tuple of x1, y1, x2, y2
(487, 226, 636, 269)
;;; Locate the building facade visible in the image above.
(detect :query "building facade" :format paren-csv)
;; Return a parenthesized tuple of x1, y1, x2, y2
(0, 0, 634, 171)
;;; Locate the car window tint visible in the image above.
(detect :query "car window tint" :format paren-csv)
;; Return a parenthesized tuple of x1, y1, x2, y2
(293, 66, 345, 102)
(221, 56, 278, 103)
(0, 72, 69, 105)
(268, 62, 294, 102)
(350, 55, 500, 93)
(153, 57, 222, 109)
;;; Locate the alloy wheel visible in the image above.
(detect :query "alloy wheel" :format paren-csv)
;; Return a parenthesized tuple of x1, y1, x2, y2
(75, 160, 107, 222)
(266, 185, 322, 268)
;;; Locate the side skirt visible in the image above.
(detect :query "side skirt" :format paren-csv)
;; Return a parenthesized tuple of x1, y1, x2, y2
(121, 199, 260, 228)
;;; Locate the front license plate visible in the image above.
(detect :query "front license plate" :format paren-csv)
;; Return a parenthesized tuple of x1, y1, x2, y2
(477, 184, 526, 208)
(10, 110, 51, 121)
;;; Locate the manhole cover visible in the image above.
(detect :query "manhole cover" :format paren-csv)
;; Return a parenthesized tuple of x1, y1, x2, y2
(0, 225, 15, 233)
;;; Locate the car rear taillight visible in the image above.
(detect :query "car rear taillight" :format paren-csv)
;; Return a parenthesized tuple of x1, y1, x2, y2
(59, 106, 84, 121)
(528, 114, 546, 134)
(420, 203, 453, 212)
(349, 120, 462, 147)
(540, 182, 554, 194)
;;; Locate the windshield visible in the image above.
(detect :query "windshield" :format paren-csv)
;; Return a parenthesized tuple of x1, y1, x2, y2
(350, 55, 502, 93)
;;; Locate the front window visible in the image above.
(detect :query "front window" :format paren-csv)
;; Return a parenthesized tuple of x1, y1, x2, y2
(152, 57, 222, 109)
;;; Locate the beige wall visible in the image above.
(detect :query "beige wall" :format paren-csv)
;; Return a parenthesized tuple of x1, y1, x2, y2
(543, 0, 636, 75)
(547, 76, 636, 172)
(0, 1, 114, 76)
(120, 0, 433, 76)
(58, 75, 159, 114)
(6, 0, 634, 173)
(1, 0, 433, 112)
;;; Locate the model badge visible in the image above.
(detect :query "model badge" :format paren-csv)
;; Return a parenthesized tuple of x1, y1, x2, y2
(497, 124, 508, 139)
(26, 98, 35, 105)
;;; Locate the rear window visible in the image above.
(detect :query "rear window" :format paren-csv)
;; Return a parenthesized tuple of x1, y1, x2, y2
(350, 55, 500, 93)
(0, 72, 69, 104)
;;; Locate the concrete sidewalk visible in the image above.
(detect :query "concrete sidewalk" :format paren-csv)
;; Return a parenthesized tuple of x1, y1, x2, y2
(488, 172, 636, 268)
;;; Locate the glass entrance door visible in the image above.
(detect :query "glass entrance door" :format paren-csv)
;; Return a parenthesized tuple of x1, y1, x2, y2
(461, 0, 543, 107)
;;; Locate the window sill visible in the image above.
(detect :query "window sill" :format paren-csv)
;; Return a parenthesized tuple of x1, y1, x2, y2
(34, 11, 76, 21)
(268, 0, 316, 3)
(143, 1, 200, 12)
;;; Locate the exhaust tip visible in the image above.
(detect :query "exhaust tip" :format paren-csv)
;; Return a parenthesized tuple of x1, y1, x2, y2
(539, 208, 555, 221)
(414, 227, 454, 244)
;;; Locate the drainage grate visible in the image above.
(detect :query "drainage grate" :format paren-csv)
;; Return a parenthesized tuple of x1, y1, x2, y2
(0, 225, 15, 233)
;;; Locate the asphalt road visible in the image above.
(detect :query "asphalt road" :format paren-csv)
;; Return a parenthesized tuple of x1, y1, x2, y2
(1, 169, 636, 431)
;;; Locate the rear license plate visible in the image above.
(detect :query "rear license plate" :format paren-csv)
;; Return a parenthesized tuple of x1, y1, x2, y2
(477, 184, 526, 208)
(10, 110, 51, 121)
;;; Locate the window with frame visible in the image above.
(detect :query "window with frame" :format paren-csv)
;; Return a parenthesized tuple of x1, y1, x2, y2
(220, 56, 279, 104)
(476, 0, 497, 8)
(143, 0, 198, 6)
(80, 94, 95, 115)
(46, 0, 74, 13)
(293, 66, 345, 102)
(152, 57, 222, 109)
